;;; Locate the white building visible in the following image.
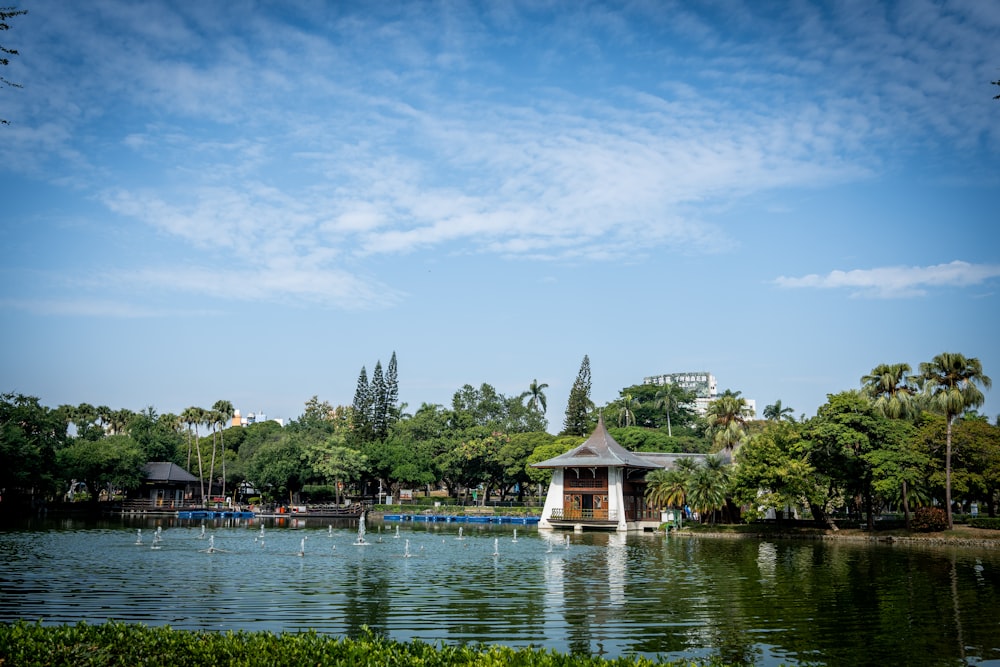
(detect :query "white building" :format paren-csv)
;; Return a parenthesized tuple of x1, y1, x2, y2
(643, 371, 756, 419)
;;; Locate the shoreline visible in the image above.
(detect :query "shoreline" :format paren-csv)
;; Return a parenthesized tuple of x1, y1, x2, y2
(671, 524, 1000, 549)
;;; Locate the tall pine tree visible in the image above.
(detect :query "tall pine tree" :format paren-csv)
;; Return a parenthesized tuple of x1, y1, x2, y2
(370, 361, 388, 441)
(562, 354, 593, 436)
(385, 351, 399, 426)
(349, 366, 372, 445)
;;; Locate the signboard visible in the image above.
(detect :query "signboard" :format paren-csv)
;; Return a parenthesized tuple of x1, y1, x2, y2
(400, 489, 413, 501)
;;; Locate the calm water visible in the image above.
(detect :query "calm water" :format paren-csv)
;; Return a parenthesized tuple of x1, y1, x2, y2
(1, 516, 999, 666)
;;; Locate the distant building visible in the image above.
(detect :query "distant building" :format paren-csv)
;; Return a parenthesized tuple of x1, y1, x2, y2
(643, 371, 755, 419)
(231, 409, 284, 428)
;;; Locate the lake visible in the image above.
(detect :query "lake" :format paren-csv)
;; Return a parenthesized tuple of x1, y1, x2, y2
(1, 515, 998, 666)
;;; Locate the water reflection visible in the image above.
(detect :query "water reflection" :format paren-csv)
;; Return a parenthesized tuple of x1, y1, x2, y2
(0, 517, 998, 666)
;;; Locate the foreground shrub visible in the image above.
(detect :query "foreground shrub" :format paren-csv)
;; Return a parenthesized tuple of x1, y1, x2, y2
(0, 620, 737, 667)
(911, 507, 948, 532)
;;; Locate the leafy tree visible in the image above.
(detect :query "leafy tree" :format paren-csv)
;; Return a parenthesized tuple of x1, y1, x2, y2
(451, 383, 506, 429)
(304, 435, 367, 504)
(562, 355, 593, 436)
(181, 406, 208, 500)
(762, 399, 795, 423)
(802, 391, 909, 530)
(128, 406, 183, 462)
(731, 421, 815, 521)
(498, 431, 552, 501)
(245, 435, 308, 505)
(525, 436, 578, 487)
(57, 435, 146, 506)
(0, 392, 65, 508)
(860, 362, 922, 524)
(0, 6, 27, 125)
(919, 352, 992, 529)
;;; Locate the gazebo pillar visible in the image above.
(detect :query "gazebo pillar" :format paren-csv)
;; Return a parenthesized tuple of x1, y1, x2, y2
(538, 468, 564, 529)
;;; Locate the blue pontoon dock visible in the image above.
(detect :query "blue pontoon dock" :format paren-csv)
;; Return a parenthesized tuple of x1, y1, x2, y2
(381, 513, 539, 525)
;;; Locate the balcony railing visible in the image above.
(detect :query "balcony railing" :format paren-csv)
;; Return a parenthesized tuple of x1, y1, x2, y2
(550, 508, 618, 522)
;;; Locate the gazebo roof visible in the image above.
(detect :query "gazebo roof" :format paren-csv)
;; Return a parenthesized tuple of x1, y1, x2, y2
(531, 414, 660, 470)
(143, 462, 199, 484)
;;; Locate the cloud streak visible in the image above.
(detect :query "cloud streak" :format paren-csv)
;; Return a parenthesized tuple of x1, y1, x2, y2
(773, 261, 1000, 298)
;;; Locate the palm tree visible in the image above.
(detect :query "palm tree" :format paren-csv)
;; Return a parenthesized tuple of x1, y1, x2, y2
(861, 363, 920, 420)
(212, 400, 234, 502)
(617, 391, 639, 427)
(861, 362, 920, 527)
(919, 353, 992, 529)
(522, 379, 549, 415)
(762, 399, 795, 423)
(182, 406, 207, 502)
(704, 390, 754, 452)
(686, 456, 729, 523)
(654, 385, 686, 437)
(645, 467, 688, 509)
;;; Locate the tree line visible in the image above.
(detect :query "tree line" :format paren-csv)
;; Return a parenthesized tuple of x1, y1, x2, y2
(645, 352, 997, 530)
(1, 352, 996, 527)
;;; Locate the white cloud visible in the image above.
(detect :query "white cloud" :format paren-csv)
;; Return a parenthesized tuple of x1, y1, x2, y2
(773, 261, 1000, 298)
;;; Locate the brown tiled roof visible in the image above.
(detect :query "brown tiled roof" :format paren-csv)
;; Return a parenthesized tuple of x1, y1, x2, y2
(531, 414, 660, 469)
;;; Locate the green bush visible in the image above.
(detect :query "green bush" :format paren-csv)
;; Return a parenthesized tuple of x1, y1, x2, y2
(301, 485, 337, 503)
(911, 507, 948, 532)
(968, 517, 1000, 530)
(0, 620, 738, 667)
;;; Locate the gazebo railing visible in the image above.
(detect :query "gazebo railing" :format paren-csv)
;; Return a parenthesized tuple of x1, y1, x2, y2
(550, 508, 618, 522)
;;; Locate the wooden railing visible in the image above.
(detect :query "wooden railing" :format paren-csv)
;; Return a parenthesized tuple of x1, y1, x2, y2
(550, 508, 618, 522)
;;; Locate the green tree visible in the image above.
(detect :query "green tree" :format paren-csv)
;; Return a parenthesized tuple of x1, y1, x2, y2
(349, 366, 372, 446)
(57, 435, 145, 506)
(128, 406, 183, 462)
(498, 431, 553, 502)
(861, 363, 920, 420)
(919, 352, 993, 529)
(686, 455, 730, 523)
(385, 351, 400, 426)
(616, 390, 639, 427)
(731, 421, 815, 521)
(181, 407, 207, 500)
(304, 435, 367, 504)
(802, 391, 908, 530)
(522, 379, 549, 415)
(525, 436, 578, 488)
(245, 435, 308, 505)
(645, 466, 689, 510)
(762, 399, 795, 423)
(654, 383, 694, 435)
(562, 355, 593, 436)
(0, 392, 65, 509)
(211, 400, 234, 501)
(704, 389, 754, 452)
(860, 362, 922, 525)
(371, 361, 388, 441)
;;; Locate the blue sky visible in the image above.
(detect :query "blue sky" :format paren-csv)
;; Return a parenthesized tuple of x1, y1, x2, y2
(2, 0, 998, 430)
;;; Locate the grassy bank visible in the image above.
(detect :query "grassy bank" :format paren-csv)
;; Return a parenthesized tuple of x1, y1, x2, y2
(0, 621, 736, 667)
